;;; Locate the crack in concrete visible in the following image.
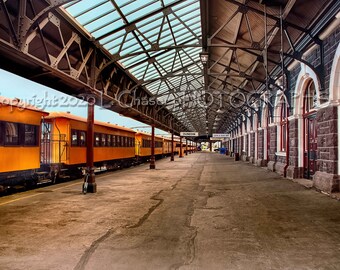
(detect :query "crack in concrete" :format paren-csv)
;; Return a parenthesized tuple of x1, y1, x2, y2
(126, 190, 164, 229)
(172, 166, 204, 270)
(171, 179, 182, 190)
(73, 228, 116, 270)
(74, 190, 164, 269)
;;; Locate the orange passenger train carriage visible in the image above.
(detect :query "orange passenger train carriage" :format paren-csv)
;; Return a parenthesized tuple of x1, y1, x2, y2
(43, 112, 137, 175)
(0, 97, 48, 190)
(135, 132, 164, 162)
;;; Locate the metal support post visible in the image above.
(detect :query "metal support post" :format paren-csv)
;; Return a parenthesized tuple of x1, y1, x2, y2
(83, 98, 96, 193)
(171, 130, 174, 161)
(179, 136, 183, 158)
(150, 124, 156, 169)
(186, 139, 188, 155)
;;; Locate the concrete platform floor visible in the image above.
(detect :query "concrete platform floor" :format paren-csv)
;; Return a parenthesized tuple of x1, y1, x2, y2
(1, 153, 340, 270)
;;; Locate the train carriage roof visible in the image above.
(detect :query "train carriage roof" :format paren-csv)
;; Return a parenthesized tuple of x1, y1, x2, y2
(0, 96, 49, 116)
(135, 131, 165, 140)
(45, 112, 136, 133)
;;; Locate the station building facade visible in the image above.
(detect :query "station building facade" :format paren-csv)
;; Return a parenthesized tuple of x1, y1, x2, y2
(226, 23, 340, 194)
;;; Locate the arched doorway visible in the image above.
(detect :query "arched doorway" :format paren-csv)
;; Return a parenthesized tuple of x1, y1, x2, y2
(303, 80, 318, 179)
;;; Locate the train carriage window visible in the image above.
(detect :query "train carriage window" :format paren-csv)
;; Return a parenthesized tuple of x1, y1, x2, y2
(124, 136, 127, 147)
(5, 122, 19, 145)
(0, 122, 4, 145)
(112, 135, 116, 147)
(71, 130, 78, 146)
(24, 125, 38, 146)
(95, 133, 101, 147)
(79, 131, 86, 146)
(101, 134, 107, 147)
(107, 134, 112, 147)
(117, 136, 120, 147)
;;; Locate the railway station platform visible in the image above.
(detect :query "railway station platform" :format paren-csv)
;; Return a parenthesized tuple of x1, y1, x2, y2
(1, 152, 340, 270)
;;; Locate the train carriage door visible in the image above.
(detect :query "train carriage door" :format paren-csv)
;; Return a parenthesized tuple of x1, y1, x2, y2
(303, 81, 318, 179)
(41, 121, 52, 164)
(304, 116, 317, 179)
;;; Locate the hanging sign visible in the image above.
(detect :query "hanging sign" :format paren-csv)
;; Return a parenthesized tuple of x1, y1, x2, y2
(180, 132, 199, 137)
(212, 133, 230, 138)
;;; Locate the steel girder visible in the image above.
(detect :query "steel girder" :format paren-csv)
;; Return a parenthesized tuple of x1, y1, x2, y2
(0, 0, 188, 133)
(201, 0, 339, 134)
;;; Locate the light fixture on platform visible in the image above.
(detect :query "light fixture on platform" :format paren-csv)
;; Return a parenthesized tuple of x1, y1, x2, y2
(200, 51, 209, 65)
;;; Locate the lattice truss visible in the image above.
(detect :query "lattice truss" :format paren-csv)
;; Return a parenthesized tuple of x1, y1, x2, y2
(202, 0, 330, 135)
(0, 0, 334, 134)
(63, 0, 206, 133)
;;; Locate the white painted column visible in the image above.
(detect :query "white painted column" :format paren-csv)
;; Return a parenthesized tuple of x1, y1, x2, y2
(255, 130, 258, 160)
(298, 116, 304, 168)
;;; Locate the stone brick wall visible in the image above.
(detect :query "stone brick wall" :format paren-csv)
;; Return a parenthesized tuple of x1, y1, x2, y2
(258, 129, 264, 160)
(324, 28, 340, 100)
(313, 105, 339, 192)
(250, 132, 255, 158)
(316, 106, 338, 175)
(305, 46, 321, 68)
(276, 155, 286, 165)
(286, 118, 303, 178)
(268, 126, 277, 162)
(288, 119, 299, 167)
(289, 65, 302, 114)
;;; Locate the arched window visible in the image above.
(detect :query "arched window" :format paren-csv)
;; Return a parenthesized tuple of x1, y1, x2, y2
(303, 80, 317, 113)
(280, 97, 288, 152)
(303, 80, 318, 178)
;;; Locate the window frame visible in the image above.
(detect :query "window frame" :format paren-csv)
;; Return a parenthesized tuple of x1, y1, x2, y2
(71, 129, 78, 146)
(24, 124, 39, 146)
(94, 133, 101, 147)
(4, 121, 20, 146)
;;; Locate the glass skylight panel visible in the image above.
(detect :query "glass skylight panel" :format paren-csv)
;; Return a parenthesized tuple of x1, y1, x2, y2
(121, 0, 162, 21)
(75, 3, 114, 26)
(65, 0, 98, 16)
(64, 0, 203, 124)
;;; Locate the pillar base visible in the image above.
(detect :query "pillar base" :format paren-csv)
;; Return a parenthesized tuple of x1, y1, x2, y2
(267, 161, 276, 172)
(170, 157, 174, 161)
(275, 162, 286, 176)
(83, 182, 97, 193)
(256, 159, 268, 167)
(313, 171, 340, 193)
(286, 166, 303, 179)
(150, 164, 156, 169)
